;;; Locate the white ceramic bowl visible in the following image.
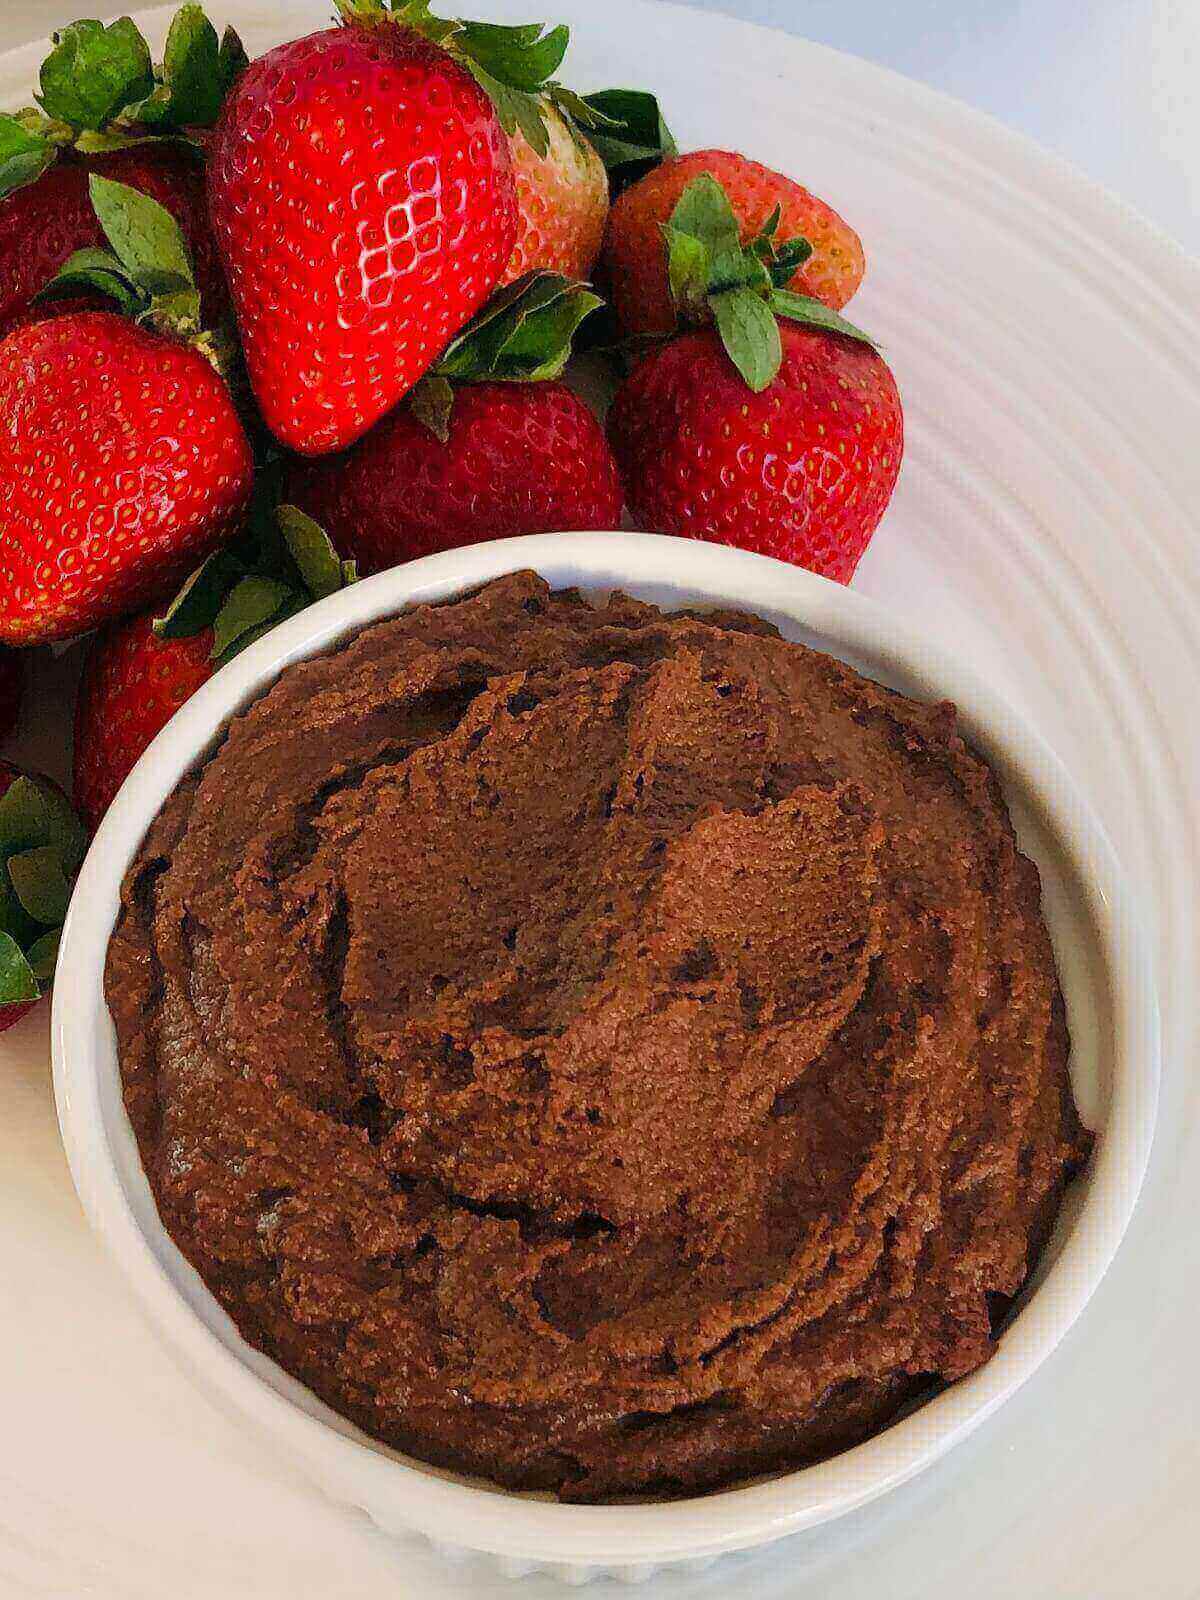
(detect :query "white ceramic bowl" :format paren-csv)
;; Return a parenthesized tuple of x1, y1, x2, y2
(52, 531, 1158, 1584)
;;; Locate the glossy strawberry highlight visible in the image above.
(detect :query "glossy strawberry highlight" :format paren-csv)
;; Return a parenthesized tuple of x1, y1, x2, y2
(0, 311, 252, 645)
(207, 24, 519, 456)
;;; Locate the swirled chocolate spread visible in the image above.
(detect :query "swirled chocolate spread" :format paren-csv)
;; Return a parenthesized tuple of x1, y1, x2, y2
(107, 572, 1090, 1500)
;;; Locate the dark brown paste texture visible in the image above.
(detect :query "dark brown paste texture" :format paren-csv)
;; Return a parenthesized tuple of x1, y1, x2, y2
(106, 572, 1091, 1500)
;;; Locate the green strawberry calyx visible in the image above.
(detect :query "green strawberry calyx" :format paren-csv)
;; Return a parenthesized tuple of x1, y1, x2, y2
(407, 270, 602, 441)
(155, 480, 356, 667)
(662, 173, 876, 392)
(336, 0, 622, 159)
(578, 89, 676, 194)
(0, 6, 248, 200)
(38, 173, 215, 347)
(0, 109, 73, 197)
(0, 771, 87, 1012)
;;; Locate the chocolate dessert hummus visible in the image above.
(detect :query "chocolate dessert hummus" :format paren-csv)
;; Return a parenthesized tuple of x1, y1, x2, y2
(107, 572, 1091, 1500)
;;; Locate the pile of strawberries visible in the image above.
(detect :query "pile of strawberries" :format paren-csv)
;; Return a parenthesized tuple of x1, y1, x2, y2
(0, 0, 902, 1029)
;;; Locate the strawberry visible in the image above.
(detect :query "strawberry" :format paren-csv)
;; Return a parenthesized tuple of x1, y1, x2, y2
(0, 7, 249, 337)
(0, 148, 228, 340)
(289, 271, 622, 569)
(73, 619, 213, 834)
(0, 290, 109, 337)
(0, 310, 251, 645)
(607, 176, 901, 583)
(208, 9, 525, 456)
(0, 178, 253, 645)
(0, 760, 86, 1032)
(603, 148, 865, 338)
(610, 324, 901, 581)
(293, 379, 622, 570)
(0, 651, 23, 744)
(496, 82, 677, 290)
(73, 500, 354, 830)
(500, 101, 608, 287)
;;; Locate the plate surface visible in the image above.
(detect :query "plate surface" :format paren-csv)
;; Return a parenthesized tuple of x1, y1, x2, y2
(3, 2, 1199, 1597)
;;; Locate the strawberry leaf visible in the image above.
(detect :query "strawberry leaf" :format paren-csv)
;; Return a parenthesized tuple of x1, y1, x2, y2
(455, 20, 573, 158)
(122, 5, 242, 131)
(465, 62, 549, 156)
(770, 289, 877, 347)
(84, 173, 201, 332)
(376, 0, 460, 43)
(0, 114, 55, 198)
(708, 240, 771, 296)
(370, 5, 576, 159)
(662, 177, 770, 318)
(210, 575, 291, 663)
(33, 781, 87, 876)
(36, 246, 142, 314)
(0, 776, 58, 856)
(38, 18, 154, 132)
(670, 174, 741, 256)
(276, 506, 349, 601)
(7, 846, 72, 926)
(27, 928, 62, 983)
(0, 772, 83, 1001)
(580, 88, 676, 192)
(660, 172, 878, 388)
(456, 21, 568, 90)
(0, 930, 39, 1006)
(218, 24, 250, 86)
(436, 272, 601, 383)
(88, 173, 195, 293)
(663, 225, 710, 314)
(157, 490, 350, 649)
(73, 127, 176, 153)
(546, 86, 617, 133)
(164, 6, 239, 123)
(711, 286, 782, 392)
(222, 592, 308, 660)
(759, 204, 781, 240)
(766, 234, 814, 287)
(0, 870, 35, 946)
(154, 549, 246, 638)
(409, 374, 455, 441)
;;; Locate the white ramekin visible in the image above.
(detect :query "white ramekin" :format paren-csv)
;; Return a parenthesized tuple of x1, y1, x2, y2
(52, 532, 1158, 1584)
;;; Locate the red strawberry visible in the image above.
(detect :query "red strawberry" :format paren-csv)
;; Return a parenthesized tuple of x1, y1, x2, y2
(0, 759, 85, 1032)
(0, 290, 110, 337)
(0, 164, 100, 337)
(207, 21, 518, 455)
(73, 616, 213, 833)
(0, 146, 228, 341)
(73, 502, 355, 830)
(289, 272, 620, 566)
(500, 102, 608, 287)
(0, 650, 23, 744)
(603, 149, 865, 337)
(609, 321, 902, 582)
(0, 310, 252, 644)
(291, 379, 623, 571)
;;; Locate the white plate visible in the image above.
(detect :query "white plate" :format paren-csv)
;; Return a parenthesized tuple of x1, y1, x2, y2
(3, 2, 1199, 1597)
